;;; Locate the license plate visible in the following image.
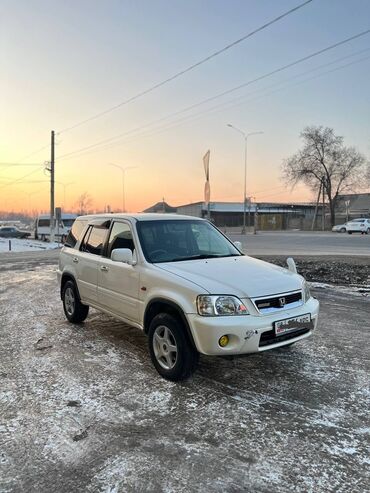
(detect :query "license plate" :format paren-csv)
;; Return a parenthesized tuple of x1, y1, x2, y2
(274, 313, 311, 335)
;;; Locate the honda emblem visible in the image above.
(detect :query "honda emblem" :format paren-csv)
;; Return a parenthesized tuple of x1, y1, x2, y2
(279, 297, 286, 307)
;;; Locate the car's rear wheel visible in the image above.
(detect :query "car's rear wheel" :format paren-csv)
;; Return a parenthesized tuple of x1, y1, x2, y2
(347, 231, 352, 235)
(148, 313, 199, 381)
(62, 280, 89, 323)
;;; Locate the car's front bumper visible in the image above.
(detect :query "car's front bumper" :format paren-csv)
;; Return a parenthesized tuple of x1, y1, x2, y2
(187, 297, 319, 355)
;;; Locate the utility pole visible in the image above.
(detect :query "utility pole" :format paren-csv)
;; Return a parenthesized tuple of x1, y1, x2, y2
(322, 178, 325, 231)
(345, 199, 350, 223)
(50, 130, 55, 242)
(311, 182, 322, 231)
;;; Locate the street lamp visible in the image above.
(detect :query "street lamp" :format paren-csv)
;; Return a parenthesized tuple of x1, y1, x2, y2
(27, 190, 41, 214)
(227, 124, 263, 234)
(57, 182, 75, 210)
(108, 163, 137, 212)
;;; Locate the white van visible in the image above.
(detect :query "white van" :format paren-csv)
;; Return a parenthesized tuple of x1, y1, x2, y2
(35, 213, 77, 241)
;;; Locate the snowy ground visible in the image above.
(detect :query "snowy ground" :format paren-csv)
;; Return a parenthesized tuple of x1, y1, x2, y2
(0, 237, 61, 253)
(0, 255, 369, 492)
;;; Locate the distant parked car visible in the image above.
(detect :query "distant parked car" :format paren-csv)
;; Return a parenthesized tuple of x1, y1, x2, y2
(0, 226, 31, 239)
(332, 223, 348, 233)
(346, 218, 370, 234)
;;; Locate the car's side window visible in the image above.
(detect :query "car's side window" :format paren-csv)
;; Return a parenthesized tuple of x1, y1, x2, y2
(106, 222, 135, 259)
(65, 219, 87, 248)
(79, 226, 92, 252)
(79, 225, 107, 256)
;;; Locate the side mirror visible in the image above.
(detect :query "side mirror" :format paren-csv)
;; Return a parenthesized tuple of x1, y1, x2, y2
(111, 248, 133, 264)
(234, 241, 243, 252)
(286, 257, 297, 273)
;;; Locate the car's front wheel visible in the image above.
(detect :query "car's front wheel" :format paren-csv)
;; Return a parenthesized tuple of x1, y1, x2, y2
(340, 227, 346, 233)
(148, 313, 199, 381)
(62, 280, 89, 323)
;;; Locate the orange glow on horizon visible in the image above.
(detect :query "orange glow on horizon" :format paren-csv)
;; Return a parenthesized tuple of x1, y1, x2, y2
(0, 159, 314, 215)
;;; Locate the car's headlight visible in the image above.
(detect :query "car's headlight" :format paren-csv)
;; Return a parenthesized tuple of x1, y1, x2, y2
(303, 281, 311, 302)
(197, 295, 249, 316)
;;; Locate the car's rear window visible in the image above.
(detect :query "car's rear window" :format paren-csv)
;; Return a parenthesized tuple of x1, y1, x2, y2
(65, 219, 87, 248)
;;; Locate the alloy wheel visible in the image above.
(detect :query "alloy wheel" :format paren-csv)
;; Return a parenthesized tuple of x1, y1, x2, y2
(153, 325, 178, 370)
(64, 287, 75, 316)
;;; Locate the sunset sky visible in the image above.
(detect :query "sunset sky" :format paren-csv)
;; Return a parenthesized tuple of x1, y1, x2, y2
(1, 0, 369, 214)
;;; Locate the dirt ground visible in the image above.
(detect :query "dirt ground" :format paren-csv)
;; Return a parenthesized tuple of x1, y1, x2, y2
(0, 253, 369, 492)
(257, 255, 370, 288)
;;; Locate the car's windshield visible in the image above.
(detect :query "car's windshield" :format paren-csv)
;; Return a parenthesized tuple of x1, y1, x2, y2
(62, 219, 75, 227)
(136, 219, 242, 263)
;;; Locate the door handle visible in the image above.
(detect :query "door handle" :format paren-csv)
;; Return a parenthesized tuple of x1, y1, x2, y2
(100, 265, 109, 272)
(72, 257, 79, 263)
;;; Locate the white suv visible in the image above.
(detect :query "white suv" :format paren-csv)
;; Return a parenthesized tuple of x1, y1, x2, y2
(57, 214, 319, 381)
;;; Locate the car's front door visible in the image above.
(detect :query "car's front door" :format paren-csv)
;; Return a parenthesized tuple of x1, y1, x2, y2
(97, 221, 140, 322)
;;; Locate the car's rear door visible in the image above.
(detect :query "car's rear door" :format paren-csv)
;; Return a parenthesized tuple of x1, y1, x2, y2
(97, 220, 140, 322)
(76, 224, 109, 303)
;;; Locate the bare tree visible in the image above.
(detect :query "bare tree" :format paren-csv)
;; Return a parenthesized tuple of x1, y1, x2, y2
(76, 192, 93, 215)
(282, 126, 368, 227)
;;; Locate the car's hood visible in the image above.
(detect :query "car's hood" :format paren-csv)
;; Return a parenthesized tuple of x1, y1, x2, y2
(156, 256, 303, 298)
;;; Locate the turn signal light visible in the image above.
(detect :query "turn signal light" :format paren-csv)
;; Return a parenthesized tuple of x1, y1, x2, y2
(219, 335, 229, 347)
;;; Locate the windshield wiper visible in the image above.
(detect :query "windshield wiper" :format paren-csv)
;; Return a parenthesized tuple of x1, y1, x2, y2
(166, 253, 239, 262)
(217, 254, 242, 258)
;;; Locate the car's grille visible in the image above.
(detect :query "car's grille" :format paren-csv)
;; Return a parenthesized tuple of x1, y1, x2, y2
(259, 327, 310, 347)
(254, 291, 302, 314)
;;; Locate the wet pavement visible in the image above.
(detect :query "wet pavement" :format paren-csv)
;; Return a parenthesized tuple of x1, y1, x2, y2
(0, 255, 369, 492)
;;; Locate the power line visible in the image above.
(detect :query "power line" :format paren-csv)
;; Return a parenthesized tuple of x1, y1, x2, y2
(57, 32, 370, 162)
(58, 0, 314, 134)
(59, 51, 370, 163)
(17, 145, 50, 162)
(114, 49, 370, 151)
(0, 144, 51, 176)
(0, 166, 45, 192)
(0, 163, 41, 167)
(134, 50, 370, 145)
(144, 29, 370, 127)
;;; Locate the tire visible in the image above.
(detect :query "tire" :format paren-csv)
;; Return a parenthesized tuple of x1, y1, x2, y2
(62, 280, 89, 323)
(148, 313, 199, 381)
(340, 227, 346, 233)
(348, 231, 352, 235)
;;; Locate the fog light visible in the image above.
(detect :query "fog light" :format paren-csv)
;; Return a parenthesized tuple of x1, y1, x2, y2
(219, 335, 229, 347)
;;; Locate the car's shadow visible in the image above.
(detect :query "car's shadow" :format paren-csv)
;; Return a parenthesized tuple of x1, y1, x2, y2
(71, 309, 336, 412)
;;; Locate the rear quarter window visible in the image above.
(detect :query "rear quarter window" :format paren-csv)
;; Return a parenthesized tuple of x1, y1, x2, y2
(65, 219, 87, 248)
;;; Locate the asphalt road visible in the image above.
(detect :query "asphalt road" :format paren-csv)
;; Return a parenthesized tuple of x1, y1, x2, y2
(228, 231, 370, 256)
(0, 256, 369, 492)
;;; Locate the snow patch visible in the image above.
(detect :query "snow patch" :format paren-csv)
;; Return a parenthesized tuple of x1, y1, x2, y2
(0, 238, 61, 252)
